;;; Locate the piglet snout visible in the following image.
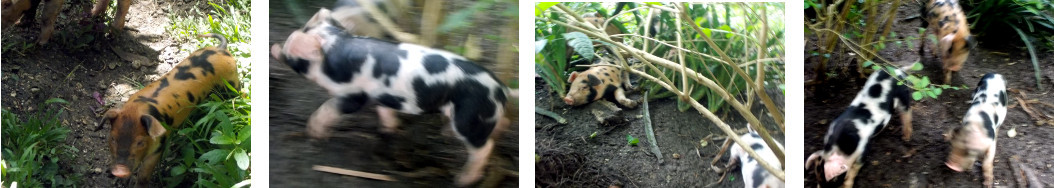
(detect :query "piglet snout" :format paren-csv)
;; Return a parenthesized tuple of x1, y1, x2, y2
(112, 164, 131, 178)
(945, 162, 964, 172)
(563, 97, 574, 105)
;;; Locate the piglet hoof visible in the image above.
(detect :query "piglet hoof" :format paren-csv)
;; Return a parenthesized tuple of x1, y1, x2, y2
(306, 125, 330, 139)
(455, 170, 483, 187)
(983, 176, 993, 188)
(623, 100, 639, 109)
(902, 135, 911, 142)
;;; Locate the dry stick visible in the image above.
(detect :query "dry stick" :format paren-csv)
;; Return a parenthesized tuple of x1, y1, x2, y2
(678, 3, 785, 133)
(548, 8, 784, 181)
(676, 3, 784, 168)
(642, 91, 663, 163)
(353, 0, 418, 43)
(555, 20, 788, 180)
(313, 165, 395, 181)
(627, 67, 785, 181)
(1010, 155, 1028, 188)
(535, 106, 568, 124)
(674, 5, 690, 104)
(420, 0, 443, 47)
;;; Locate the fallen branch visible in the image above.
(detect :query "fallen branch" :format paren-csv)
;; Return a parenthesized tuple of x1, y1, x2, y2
(536, 106, 568, 124)
(313, 165, 395, 181)
(642, 92, 663, 164)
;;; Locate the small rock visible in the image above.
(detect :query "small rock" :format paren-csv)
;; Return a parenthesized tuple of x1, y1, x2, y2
(108, 62, 117, 69)
(10, 92, 16, 97)
(92, 168, 103, 173)
(30, 87, 40, 92)
(672, 153, 681, 159)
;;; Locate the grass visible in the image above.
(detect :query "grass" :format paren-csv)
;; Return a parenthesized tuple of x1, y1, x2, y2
(1, 98, 79, 187)
(965, 0, 1054, 90)
(158, 0, 252, 187)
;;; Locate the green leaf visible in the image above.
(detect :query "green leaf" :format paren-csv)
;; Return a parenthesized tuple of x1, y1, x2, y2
(199, 149, 230, 164)
(911, 62, 924, 71)
(912, 91, 924, 100)
(562, 32, 595, 60)
(234, 148, 249, 170)
(44, 98, 68, 105)
(920, 76, 930, 86)
(926, 90, 938, 98)
(535, 2, 559, 17)
(719, 25, 734, 38)
(933, 88, 943, 96)
(645, 2, 663, 6)
(862, 61, 874, 67)
(171, 165, 186, 176)
(627, 135, 640, 146)
(703, 28, 713, 38)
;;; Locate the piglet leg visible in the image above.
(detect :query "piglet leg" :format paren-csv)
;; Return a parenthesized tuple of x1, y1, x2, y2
(307, 98, 342, 138)
(900, 109, 913, 141)
(37, 0, 63, 45)
(614, 87, 638, 108)
(456, 139, 494, 187)
(376, 106, 400, 134)
(842, 163, 863, 188)
(982, 140, 996, 188)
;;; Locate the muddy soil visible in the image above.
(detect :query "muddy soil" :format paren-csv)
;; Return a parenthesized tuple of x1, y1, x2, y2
(2, 0, 225, 187)
(267, 0, 519, 187)
(804, 2, 1054, 187)
(534, 78, 785, 187)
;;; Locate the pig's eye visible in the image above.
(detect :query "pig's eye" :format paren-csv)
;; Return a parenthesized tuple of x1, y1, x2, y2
(841, 165, 847, 170)
(137, 141, 145, 146)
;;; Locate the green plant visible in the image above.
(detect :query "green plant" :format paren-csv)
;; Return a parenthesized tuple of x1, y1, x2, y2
(626, 135, 639, 146)
(161, 81, 251, 188)
(159, 0, 252, 187)
(966, 0, 1054, 90)
(1, 98, 80, 187)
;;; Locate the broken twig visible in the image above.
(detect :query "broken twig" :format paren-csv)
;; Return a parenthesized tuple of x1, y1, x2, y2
(313, 165, 395, 181)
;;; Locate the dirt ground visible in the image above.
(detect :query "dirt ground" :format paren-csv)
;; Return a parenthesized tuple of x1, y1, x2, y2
(534, 77, 786, 187)
(804, 2, 1054, 187)
(267, 0, 519, 187)
(1, 0, 223, 187)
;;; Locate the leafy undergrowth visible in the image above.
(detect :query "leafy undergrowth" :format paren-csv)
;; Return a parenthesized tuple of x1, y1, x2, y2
(1, 99, 79, 187)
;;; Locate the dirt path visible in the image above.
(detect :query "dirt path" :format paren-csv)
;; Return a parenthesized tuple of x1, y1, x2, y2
(267, 1, 519, 187)
(2, 0, 220, 186)
(804, 2, 1054, 187)
(534, 82, 785, 187)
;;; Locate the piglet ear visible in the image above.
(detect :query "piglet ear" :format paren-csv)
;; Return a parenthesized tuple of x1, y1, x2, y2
(965, 35, 977, 49)
(99, 109, 120, 129)
(306, 8, 333, 28)
(141, 115, 167, 139)
(567, 71, 580, 83)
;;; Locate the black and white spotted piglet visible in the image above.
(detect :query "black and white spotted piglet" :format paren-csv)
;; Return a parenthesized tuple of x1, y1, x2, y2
(806, 68, 913, 187)
(945, 73, 1006, 188)
(728, 127, 784, 188)
(270, 8, 515, 186)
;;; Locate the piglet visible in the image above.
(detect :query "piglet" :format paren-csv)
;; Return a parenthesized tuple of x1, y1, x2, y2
(945, 73, 1007, 188)
(1, 0, 64, 44)
(728, 126, 784, 188)
(270, 8, 514, 186)
(563, 59, 637, 108)
(806, 68, 913, 187)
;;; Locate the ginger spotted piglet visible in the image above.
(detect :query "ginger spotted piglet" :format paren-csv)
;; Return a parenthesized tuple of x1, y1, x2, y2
(103, 34, 240, 186)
